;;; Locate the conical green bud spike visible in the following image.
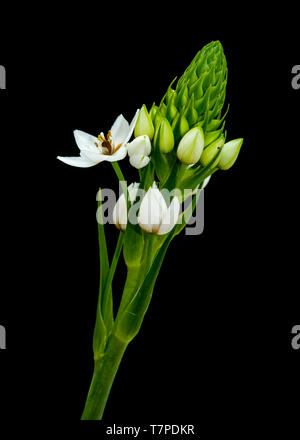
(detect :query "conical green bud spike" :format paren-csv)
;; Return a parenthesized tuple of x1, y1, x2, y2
(200, 136, 225, 167)
(155, 118, 175, 153)
(134, 104, 154, 140)
(172, 113, 189, 143)
(218, 138, 243, 170)
(160, 41, 228, 130)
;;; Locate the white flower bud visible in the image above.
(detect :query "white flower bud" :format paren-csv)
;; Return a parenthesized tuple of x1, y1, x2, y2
(177, 127, 204, 165)
(127, 135, 152, 169)
(138, 183, 180, 235)
(112, 183, 139, 231)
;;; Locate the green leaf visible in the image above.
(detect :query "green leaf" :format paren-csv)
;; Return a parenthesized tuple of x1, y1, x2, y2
(93, 188, 110, 358)
(114, 233, 174, 342)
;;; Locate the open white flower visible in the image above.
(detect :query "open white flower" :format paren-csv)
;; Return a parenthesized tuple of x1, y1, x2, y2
(138, 183, 181, 235)
(57, 111, 139, 168)
(112, 183, 140, 231)
(127, 135, 151, 169)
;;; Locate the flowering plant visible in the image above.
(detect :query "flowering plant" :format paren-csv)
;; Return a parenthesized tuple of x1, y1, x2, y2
(57, 40, 243, 420)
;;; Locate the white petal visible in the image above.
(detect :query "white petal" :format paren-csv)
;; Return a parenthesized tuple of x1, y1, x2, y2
(80, 145, 127, 164)
(138, 186, 166, 233)
(112, 193, 127, 230)
(127, 182, 140, 203)
(57, 155, 97, 168)
(201, 175, 211, 189)
(127, 135, 151, 157)
(102, 145, 127, 162)
(73, 130, 100, 153)
(113, 183, 140, 231)
(129, 154, 150, 169)
(111, 114, 130, 145)
(158, 196, 181, 235)
(123, 109, 140, 144)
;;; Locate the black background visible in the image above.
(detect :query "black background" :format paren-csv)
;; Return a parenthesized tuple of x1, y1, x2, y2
(0, 5, 299, 437)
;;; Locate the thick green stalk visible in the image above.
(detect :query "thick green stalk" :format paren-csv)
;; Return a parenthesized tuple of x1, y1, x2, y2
(81, 334, 128, 420)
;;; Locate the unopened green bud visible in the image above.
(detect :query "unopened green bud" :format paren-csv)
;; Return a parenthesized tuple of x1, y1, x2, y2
(177, 82, 189, 109)
(218, 138, 243, 170)
(159, 103, 167, 116)
(149, 104, 158, 122)
(155, 118, 175, 153)
(154, 109, 163, 129)
(134, 104, 154, 140)
(206, 118, 222, 131)
(200, 136, 225, 167)
(204, 128, 223, 146)
(184, 94, 198, 126)
(166, 93, 179, 123)
(177, 127, 204, 165)
(172, 113, 189, 142)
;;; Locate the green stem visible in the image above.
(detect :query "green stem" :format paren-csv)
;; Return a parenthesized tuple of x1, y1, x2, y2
(111, 162, 127, 195)
(101, 231, 124, 326)
(81, 334, 128, 420)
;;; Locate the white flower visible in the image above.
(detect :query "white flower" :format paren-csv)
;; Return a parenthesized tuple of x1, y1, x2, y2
(112, 183, 139, 231)
(127, 135, 151, 169)
(57, 111, 139, 168)
(138, 183, 180, 235)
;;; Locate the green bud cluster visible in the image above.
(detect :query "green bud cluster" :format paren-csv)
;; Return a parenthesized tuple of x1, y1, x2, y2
(173, 40, 227, 126)
(133, 40, 242, 184)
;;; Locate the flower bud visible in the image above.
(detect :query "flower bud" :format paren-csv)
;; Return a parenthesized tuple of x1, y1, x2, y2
(154, 118, 175, 153)
(112, 183, 139, 231)
(218, 138, 243, 170)
(172, 113, 189, 142)
(127, 135, 151, 169)
(138, 183, 180, 235)
(184, 94, 198, 126)
(154, 109, 163, 129)
(204, 128, 223, 146)
(166, 93, 179, 123)
(134, 104, 154, 140)
(149, 104, 158, 122)
(200, 136, 225, 167)
(177, 127, 204, 165)
(127, 135, 151, 157)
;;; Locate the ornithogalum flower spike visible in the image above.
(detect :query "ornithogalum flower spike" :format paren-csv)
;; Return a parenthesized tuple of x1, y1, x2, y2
(57, 40, 244, 421)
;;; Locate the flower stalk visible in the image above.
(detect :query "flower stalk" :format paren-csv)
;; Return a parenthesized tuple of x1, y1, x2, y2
(57, 40, 244, 420)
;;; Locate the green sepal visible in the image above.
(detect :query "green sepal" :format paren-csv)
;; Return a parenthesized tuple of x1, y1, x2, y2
(123, 221, 145, 269)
